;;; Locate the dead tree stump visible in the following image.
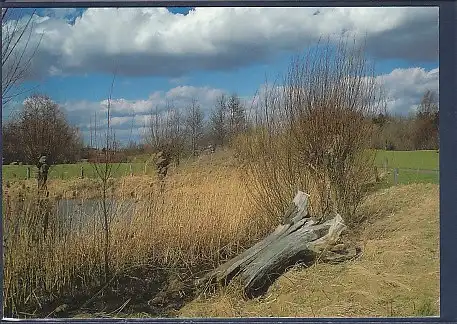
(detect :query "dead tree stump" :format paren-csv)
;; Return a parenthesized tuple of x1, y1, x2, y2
(195, 191, 359, 298)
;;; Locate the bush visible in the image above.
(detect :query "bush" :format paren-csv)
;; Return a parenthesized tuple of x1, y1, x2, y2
(236, 37, 384, 226)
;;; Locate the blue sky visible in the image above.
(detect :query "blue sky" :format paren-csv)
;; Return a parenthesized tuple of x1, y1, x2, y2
(2, 7, 439, 144)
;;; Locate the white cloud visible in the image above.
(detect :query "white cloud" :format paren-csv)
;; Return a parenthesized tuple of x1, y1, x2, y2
(5, 7, 438, 79)
(378, 67, 439, 114)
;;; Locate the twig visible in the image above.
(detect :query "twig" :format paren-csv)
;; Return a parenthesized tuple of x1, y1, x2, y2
(108, 298, 131, 316)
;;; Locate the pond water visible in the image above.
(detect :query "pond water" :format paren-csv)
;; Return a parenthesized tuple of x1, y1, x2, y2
(55, 198, 137, 229)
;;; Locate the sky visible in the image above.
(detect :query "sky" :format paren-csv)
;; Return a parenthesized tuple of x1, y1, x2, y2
(2, 7, 439, 144)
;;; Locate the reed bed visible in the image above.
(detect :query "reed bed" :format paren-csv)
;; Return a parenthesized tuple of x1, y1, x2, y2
(3, 162, 270, 318)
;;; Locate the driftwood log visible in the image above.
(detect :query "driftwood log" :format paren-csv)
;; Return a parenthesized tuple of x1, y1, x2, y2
(196, 191, 359, 298)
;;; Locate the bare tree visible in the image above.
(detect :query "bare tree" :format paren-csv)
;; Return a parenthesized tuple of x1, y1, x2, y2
(2, 94, 82, 165)
(226, 93, 246, 141)
(371, 113, 416, 151)
(2, 8, 43, 105)
(145, 101, 185, 173)
(185, 98, 205, 156)
(165, 102, 185, 166)
(147, 104, 163, 150)
(414, 89, 439, 150)
(210, 93, 228, 147)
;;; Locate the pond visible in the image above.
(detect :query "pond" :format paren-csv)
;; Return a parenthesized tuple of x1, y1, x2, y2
(55, 198, 137, 230)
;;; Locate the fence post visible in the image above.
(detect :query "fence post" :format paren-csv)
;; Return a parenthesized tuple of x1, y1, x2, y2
(26, 167, 30, 180)
(394, 168, 399, 185)
(130, 164, 133, 177)
(383, 158, 388, 173)
(80, 166, 84, 179)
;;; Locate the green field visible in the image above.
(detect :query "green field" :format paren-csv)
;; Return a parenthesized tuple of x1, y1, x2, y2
(374, 150, 439, 170)
(382, 169, 440, 186)
(373, 150, 440, 185)
(1, 162, 157, 182)
(2, 150, 440, 184)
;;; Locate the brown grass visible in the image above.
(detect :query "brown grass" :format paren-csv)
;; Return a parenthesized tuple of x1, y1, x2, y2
(179, 183, 439, 318)
(3, 151, 270, 317)
(2, 149, 439, 318)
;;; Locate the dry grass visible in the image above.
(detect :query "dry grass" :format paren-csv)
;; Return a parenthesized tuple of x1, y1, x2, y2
(179, 183, 439, 318)
(3, 148, 439, 318)
(3, 151, 269, 317)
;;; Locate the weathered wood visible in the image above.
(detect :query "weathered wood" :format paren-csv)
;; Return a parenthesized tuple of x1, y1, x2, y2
(196, 191, 355, 298)
(196, 192, 311, 287)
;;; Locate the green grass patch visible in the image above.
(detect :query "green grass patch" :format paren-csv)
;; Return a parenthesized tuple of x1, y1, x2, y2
(2, 162, 157, 182)
(374, 150, 439, 170)
(382, 169, 439, 186)
(414, 298, 439, 317)
(2, 150, 440, 184)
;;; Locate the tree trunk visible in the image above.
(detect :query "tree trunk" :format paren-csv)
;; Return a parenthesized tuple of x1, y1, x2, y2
(196, 191, 358, 298)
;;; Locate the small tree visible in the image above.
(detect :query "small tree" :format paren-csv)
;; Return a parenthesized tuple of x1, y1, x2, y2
(2, 94, 82, 165)
(226, 93, 247, 141)
(146, 102, 185, 167)
(166, 103, 185, 165)
(210, 94, 228, 147)
(185, 98, 205, 156)
(237, 37, 385, 226)
(90, 72, 121, 284)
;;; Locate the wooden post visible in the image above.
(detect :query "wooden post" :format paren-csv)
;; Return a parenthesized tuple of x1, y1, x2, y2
(130, 164, 133, 176)
(26, 167, 30, 180)
(394, 168, 399, 185)
(80, 166, 84, 179)
(383, 158, 388, 173)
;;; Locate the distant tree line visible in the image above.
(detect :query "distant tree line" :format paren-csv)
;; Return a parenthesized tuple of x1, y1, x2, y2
(2, 89, 438, 166)
(1, 92, 249, 165)
(143, 92, 248, 164)
(371, 90, 439, 151)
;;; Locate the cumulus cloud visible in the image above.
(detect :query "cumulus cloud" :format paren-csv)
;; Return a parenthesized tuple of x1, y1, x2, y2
(379, 67, 439, 114)
(6, 7, 438, 79)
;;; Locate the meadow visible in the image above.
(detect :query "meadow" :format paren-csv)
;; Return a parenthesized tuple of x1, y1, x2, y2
(2, 150, 440, 183)
(373, 150, 439, 186)
(374, 150, 439, 171)
(2, 149, 439, 318)
(2, 161, 155, 182)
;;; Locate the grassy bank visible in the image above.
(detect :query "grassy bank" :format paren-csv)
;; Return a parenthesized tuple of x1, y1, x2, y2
(179, 183, 439, 317)
(372, 150, 439, 186)
(2, 149, 439, 318)
(2, 162, 157, 182)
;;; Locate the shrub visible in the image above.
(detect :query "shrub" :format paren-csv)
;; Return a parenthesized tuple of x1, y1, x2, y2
(236, 37, 384, 226)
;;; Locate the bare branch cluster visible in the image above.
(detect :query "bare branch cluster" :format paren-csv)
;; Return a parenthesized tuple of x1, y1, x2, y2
(236, 37, 385, 225)
(2, 9, 43, 105)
